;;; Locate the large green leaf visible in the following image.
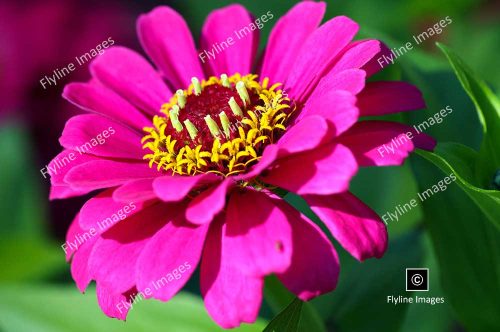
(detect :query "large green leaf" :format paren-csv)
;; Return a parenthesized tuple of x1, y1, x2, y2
(411, 155, 500, 332)
(263, 298, 303, 332)
(0, 285, 265, 332)
(311, 231, 424, 332)
(0, 236, 65, 282)
(264, 276, 326, 332)
(437, 43, 500, 187)
(416, 143, 500, 229)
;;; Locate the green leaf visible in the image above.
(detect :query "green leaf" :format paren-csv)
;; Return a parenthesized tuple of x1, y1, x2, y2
(263, 298, 303, 332)
(0, 236, 65, 282)
(416, 143, 500, 230)
(311, 231, 424, 332)
(264, 276, 326, 332)
(0, 285, 266, 332)
(437, 43, 500, 187)
(410, 154, 500, 331)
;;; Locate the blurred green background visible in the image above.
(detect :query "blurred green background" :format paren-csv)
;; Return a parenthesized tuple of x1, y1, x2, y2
(0, 0, 499, 331)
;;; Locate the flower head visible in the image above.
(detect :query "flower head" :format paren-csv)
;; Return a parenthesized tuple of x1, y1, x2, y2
(54, 2, 435, 328)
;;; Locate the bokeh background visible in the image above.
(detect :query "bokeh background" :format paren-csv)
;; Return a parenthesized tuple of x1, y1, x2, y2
(1, 0, 499, 331)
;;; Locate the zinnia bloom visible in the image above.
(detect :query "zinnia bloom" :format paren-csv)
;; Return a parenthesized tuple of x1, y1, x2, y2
(53, 2, 435, 328)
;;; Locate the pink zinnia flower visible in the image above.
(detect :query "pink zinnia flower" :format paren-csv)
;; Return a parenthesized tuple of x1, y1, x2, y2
(53, 2, 435, 328)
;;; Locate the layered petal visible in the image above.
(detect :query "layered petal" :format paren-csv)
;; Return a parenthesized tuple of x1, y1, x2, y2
(327, 39, 382, 75)
(224, 189, 292, 276)
(357, 81, 425, 116)
(63, 81, 151, 130)
(304, 192, 388, 261)
(136, 216, 209, 301)
(59, 114, 144, 159)
(338, 121, 436, 166)
(64, 159, 161, 191)
(260, 1, 325, 84)
(277, 116, 329, 156)
(48, 149, 98, 186)
(298, 90, 358, 136)
(201, 218, 263, 328)
(309, 68, 366, 96)
(200, 4, 258, 76)
(153, 173, 220, 202)
(113, 178, 157, 203)
(96, 284, 134, 320)
(90, 46, 172, 115)
(88, 202, 173, 293)
(285, 16, 359, 102)
(185, 179, 233, 225)
(137, 6, 204, 88)
(276, 200, 339, 300)
(79, 189, 144, 230)
(262, 143, 358, 195)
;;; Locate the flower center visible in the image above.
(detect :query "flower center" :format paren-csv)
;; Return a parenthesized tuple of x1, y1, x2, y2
(142, 74, 292, 176)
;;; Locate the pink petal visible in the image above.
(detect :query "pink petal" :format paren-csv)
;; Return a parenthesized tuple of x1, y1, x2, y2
(285, 16, 359, 102)
(112, 178, 157, 203)
(328, 39, 382, 75)
(137, 6, 204, 89)
(65, 160, 162, 191)
(71, 233, 99, 292)
(201, 218, 263, 328)
(79, 189, 144, 230)
(309, 68, 366, 96)
(276, 202, 339, 301)
(49, 185, 93, 200)
(96, 284, 133, 320)
(136, 216, 209, 301)
(298, 90, 358, 136)
(304, 192, 388, 261)
(47, 149, 98, 186)
(59, 114, 144, 160)
(358, 81, 425, 116)
(338, 121, 436, 166)
(260, 1, 325, 84)
(63, 81, 151, 130)
(236, 144, 279, 181)
(90, 46, 172, 115)
(262, 143, 358, 195)
(278, 116, 329, 156)
(200, 4, 258, 76)
(224, 189, 292, 276)
(185, 179, 233, 225)
(362, 42, 392, 77)
(64, 213, 98, 291)
(64, 213, 83, 261)
(153, 173, 220, 202)
(88, 202, 173, 293)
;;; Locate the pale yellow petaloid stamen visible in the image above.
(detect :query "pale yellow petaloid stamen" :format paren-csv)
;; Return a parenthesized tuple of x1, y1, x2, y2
(204, 115, 221, 138)
(192, 77, 202, 95)
(219, 111, 231, 138)
(176, 89, 186, 108)
(169, 105, 183, 132)
(228, 97, 243, 117)
(221, 74, 230, 88)
(183, 119, 198, 140)
(236, 81, 250, 105)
